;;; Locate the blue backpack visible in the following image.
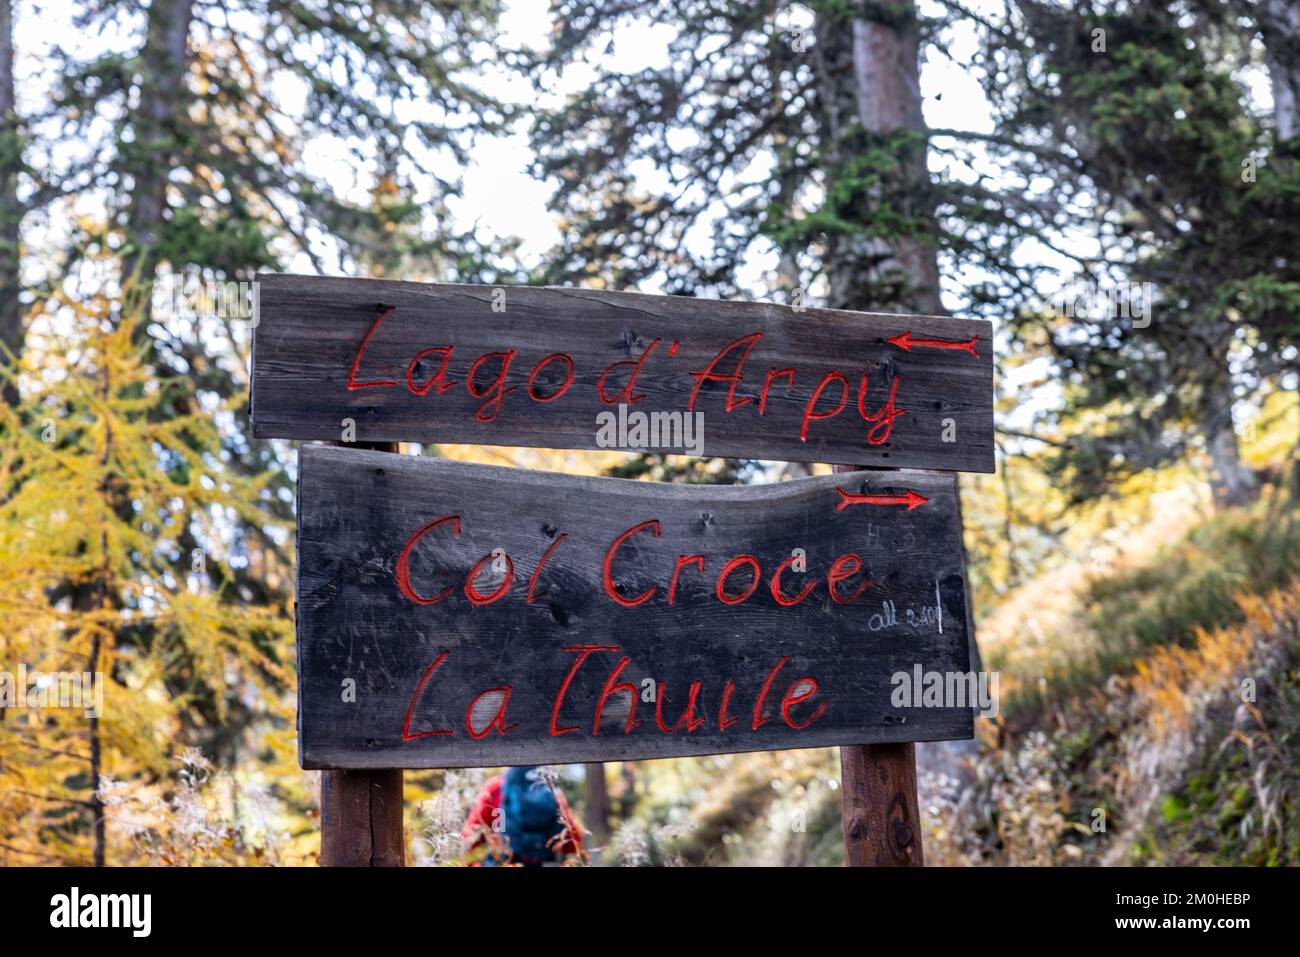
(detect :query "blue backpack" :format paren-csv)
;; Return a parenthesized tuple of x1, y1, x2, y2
(499, 766, 563, 866)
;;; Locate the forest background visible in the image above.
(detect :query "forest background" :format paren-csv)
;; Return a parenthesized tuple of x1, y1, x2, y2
(1, 0, 1298, 866)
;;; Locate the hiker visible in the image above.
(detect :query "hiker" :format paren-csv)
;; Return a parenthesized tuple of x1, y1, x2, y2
(462, 766, 586, 866)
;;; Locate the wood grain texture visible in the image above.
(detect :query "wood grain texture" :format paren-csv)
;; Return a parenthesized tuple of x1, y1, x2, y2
(296, 445, 975, 769)
(839, 742, 923, 866)
(833, 463, 926, 867)
(318, 440, 406, 867)
(253, 274, 994, 472)
(320, 767, 405, 866)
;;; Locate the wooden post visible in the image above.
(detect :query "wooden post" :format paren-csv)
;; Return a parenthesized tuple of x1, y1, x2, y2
(833, 463, 923, 866)
(838, 743, 922, 866)
(320, 768, 405, 867)
(320, 439, 405, 867)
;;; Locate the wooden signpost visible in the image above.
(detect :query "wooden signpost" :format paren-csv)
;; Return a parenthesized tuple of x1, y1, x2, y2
(252, 273, 996, 867)
(297, 447, 973, 768)
(252, 274, 994, 472)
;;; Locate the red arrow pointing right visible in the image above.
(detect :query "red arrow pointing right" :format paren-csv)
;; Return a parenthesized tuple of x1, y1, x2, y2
(835, 487, 929, 511)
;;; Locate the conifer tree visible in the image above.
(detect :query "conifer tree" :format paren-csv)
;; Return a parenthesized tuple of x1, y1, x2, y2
(0, 286, 291, 865)
(972, 2, 1300, 505)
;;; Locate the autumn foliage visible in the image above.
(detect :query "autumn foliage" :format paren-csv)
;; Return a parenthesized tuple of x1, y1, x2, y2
(0, 291, 298, 865)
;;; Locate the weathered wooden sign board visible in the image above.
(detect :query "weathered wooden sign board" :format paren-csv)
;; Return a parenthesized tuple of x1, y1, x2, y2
(253, 274, 994, 472)
(297, 445, 974, 769)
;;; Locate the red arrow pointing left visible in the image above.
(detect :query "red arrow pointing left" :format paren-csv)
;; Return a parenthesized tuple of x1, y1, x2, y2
(887, 330, 979, 357)
(835, 487, 929, 511)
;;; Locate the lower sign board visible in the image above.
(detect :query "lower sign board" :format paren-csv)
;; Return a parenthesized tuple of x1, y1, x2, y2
(297, 445, 975, 769)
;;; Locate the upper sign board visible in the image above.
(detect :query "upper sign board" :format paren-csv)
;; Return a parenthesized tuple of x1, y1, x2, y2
(252, 275, 994, 471)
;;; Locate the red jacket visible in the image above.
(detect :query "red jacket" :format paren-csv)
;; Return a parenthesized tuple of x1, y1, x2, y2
(462, 773, 585, 863)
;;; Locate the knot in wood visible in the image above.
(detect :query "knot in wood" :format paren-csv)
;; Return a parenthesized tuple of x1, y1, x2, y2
(892, 819, 915, 849)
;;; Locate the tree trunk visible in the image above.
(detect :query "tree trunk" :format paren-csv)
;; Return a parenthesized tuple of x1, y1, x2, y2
(71, 365, 117, 867)
(815, 2, 941, 315)
(119, 0, 195, 305)
(584, 763, 611, 854)
(0, 0, 22, 404)
(1261, 0, 1300, 141)
(817, 3, 982, 820)
(1204, 373, 1256, 509)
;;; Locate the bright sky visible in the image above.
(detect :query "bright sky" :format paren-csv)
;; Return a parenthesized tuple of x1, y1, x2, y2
(13, 0, 1031, 295)
(17, 0, 1277, 441)
(445, 0, 1013, 290)
(11, 0, 1048, 439)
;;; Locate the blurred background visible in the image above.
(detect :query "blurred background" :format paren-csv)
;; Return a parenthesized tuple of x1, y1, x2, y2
(0, 0, 1297, 866)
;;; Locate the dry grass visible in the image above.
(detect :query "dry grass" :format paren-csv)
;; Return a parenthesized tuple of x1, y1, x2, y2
(925, 578, 1300, 866)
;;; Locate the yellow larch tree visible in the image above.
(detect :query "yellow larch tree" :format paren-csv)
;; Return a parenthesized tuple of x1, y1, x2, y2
(0, 286, 296, 865)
